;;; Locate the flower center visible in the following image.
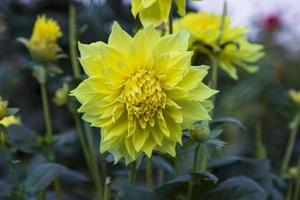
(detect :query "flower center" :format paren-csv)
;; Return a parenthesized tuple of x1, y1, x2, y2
(122, 69, 166, 122)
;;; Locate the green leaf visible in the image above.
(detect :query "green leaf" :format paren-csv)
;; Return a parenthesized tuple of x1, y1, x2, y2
(156, 172, 218, 199)
(116, 186, 160, 200)
(24, 163, 66, 193)
(0, 180, 12, 197)
(59, 169, 89, 185)
(6, 108, 20, 116)
(211, 116, 246, 130)
(46, 63, 64, 75)
(155, 174, 190, 199)
(32, 66, 46, 84)
(203, 176, 266, 200)
(209, 156, 272, 193)
(7, 125, 37, 154)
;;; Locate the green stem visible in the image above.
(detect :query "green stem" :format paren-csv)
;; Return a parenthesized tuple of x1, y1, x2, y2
(84, 122, 104, 199)
(40, 83, 53, 143)
(73, 113, 92, 171)
(255, 121, 267, 159)
(193, 145, 201, 171)
(168, 3, 173, 34)
(104, 177, 111, 200)
(40, 83, 62, 200)
(69, 4, 80, 78)
(175, 146, 181, 177)
(129, 161, 137, 185)
(187, 179, 193, 200)
(146, 157, 153, 188)
(281, 114, 300, 175)
(158, 168, 164, 186)
(293, 149, 300, 200)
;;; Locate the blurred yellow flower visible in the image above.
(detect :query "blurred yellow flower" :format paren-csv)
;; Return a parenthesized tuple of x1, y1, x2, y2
(131, 0, 187, 27)
(289, 89, 300, 106)
(0, 116, 21, 127)
(0, 116, 21, 144)
(72, 22, 217, 164)
(175, 12, 264, 79)
(0, 97, 8, 120)
(27, 15, 62, 62)
(53, 83, 69, 106)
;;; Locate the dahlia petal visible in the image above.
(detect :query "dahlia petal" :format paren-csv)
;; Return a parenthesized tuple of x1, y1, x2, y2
(142, 135, 156, 157)
(175, 0, 186, 16)
(176, 100, 211, 128)
(189, 83, 219, 101)
(176, 67, 208, 91)
(108, 22, 133, 53)
(133, 128, 150, 152)
(139, 1, 162, 27)
(154, 31, 189, 57)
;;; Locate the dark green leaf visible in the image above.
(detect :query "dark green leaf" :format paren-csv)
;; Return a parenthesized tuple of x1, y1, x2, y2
(59, 169, 89, 185)
(0, 180, 12, 197)
(211, 117, 246, 130)
(209, 156, 272, 193)
(6, 108, 20, 116)
(203, 176, 266, 200)
(7, 125, 37, 153)
(25, 163, 66, 193)
(116, 186, 160, 200)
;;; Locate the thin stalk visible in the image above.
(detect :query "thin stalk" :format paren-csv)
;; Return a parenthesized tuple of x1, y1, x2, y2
(175, 146, 181, 176)
(104, 177, 111, 200)
(281, 114, 300, 175)
(146, 157, 153, 188)
(293, 146, 300, 200)
(40, 83, 62, 200)
(73, 114, 93, 171)
(187, 180, 193, 200)
(129, 161, 137, 185)
(40, 83, 53, 143)
(193, 145, 201, 171)
(84, 122, 104, 199)
(158, 169, 164, 186)
(69, 4, 80, 78)
(255, 121, 267, 159)
(168, 3, 173, 34)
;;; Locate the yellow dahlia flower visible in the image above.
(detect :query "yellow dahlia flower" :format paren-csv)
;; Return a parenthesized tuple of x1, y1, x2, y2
(289, 89, 300, 106)
(175, 12, 264, 80)
(0, 97, 8, 120)
(27, 15, 62, 62)
(72, 22, 217, 164)
(131, 0, 187, 27)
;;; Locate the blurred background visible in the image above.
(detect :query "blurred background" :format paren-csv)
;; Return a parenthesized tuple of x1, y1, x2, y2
(0, 0, 300, 175)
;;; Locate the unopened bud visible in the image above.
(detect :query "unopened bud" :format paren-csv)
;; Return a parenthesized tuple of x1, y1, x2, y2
(191, 122, 211, 142)
(0, 97, 8, 120)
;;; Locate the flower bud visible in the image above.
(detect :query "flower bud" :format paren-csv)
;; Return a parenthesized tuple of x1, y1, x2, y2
(53, 83, 69, 106)
(289, 167, 299, 178)
(191, 122, 211, 142)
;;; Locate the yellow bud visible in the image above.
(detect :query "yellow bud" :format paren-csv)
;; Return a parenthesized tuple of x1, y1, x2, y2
(28, 15, 62, 62)
(289, 89, 300, 106)
(53, 83, 69, 106)
(289, 167, 299, 178)
(0, 97, 8, 120)
(192, 122, 211, 142)
(0, 131, 8, 145)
